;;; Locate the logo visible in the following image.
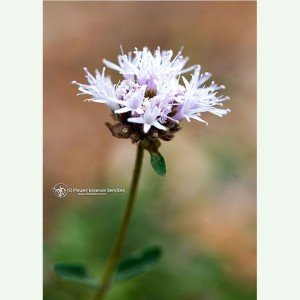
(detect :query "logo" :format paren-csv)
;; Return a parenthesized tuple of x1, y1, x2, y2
(53, 183, 68, 198)
(52, 183, 126, 198)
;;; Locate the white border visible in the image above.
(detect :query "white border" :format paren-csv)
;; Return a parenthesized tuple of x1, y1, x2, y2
(258, 0, 300, 299)
(1, 0, 42, 299)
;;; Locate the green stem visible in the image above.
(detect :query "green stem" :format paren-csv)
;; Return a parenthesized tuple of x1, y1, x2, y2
(94, 143, 144, 300)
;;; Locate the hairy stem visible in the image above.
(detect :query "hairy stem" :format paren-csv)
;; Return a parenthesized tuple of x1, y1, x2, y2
(94, 143, 144, 300)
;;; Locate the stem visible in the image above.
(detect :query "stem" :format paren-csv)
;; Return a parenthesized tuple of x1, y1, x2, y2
(94, 143, 144, 300)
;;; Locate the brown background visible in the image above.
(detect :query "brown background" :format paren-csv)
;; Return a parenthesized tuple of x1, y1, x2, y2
(44, 0, 256, 293)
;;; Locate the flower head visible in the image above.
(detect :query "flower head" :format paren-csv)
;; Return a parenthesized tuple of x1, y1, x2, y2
(73, 46, 230, 143)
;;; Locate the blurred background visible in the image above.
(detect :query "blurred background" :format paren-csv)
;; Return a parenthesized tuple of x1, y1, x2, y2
(44, 1, 256, 299)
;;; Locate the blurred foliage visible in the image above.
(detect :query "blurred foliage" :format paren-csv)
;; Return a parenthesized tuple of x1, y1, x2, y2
(44, 172, 255, 300)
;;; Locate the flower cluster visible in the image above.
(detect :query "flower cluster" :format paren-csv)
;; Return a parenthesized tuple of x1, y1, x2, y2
(73, 47, 230, 143)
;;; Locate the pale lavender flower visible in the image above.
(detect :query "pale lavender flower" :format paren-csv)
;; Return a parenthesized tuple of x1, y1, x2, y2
(128, 102, 167, 134)
(72, 67, 120, 111)
(73, 47, 230, 141)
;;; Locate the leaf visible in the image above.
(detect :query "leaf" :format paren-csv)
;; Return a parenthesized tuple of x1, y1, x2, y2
(114, 246, 163, 283)
(150, 151, 167, 176)
(52, 263, 100, 289)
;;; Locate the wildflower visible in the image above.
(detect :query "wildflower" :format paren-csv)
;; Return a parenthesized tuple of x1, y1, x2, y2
(73, 47, 230, 144)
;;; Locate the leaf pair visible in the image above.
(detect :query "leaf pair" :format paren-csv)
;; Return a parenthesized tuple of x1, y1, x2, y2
(52, 246, 162, 289)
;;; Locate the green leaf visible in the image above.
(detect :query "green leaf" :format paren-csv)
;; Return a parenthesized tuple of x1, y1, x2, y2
(52, 263, 100, 289)
(150, 152, 167, 176)
(114, 246, 163, 283)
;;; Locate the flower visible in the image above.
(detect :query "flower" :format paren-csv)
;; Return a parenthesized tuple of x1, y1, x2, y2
(73, 46, 230, 142)
(128, 102, 167, 134)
